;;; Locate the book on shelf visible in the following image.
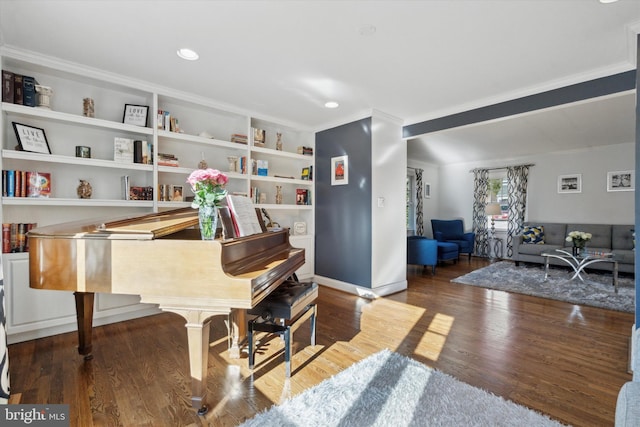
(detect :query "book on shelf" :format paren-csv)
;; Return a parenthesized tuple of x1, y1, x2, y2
(297, 146, 314, 156)
(121, 175, 130, 200)
(27, 172, 51, 197)
(301, 166, 313, 180)
(231, 133, 248, 144)
(256, 160, 268, 176)
(22, 75, 37, 107)
(2, 70, 14, 103)
(129, 186, 153, 201)
(133, 140, 153, 164)
(225, 194, 264, 237)
(2, 170, 51, 198)
(2, 222, 37, 253)
(114, 137, 134, 163)
(158, 152, 179, 167)
(296, 188, 311, 205)
(13, 74, 23, 105)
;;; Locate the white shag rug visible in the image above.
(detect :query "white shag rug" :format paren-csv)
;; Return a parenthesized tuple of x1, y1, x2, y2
(239, 349, 566, 427)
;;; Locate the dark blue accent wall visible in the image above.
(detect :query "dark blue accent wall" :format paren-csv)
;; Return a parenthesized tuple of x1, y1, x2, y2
(315, 118, 373, 288)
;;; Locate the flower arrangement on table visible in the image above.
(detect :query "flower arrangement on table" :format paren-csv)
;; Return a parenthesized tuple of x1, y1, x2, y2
(187, 168, 229, 239)
(565, 230, 592, 255)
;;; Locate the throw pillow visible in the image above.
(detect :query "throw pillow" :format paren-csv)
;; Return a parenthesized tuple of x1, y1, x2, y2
(522, 226, 544, 244)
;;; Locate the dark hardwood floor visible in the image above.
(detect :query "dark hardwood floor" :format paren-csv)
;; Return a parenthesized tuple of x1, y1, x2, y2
(8, 258, 634, 426)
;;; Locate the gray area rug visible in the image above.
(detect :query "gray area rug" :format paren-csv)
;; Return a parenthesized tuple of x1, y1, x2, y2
(452, 261, 635, 313)
(239, 349, 564, 427)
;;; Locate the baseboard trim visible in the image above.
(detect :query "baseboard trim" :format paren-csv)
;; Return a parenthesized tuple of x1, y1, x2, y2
(313, 275, 407, 298)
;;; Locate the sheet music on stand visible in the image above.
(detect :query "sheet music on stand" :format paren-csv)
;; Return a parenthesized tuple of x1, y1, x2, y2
(225, 195, 264, 237)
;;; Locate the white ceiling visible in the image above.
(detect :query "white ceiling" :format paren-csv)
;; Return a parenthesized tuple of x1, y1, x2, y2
(1, 0, 639, 165)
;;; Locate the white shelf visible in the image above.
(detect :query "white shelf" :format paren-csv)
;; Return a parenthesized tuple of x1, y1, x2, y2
(157, 129, 246, 150)
(2, 102, 154, 135)
(2, 197, 153, 207)
(251, 145, 313, 161)
(3, 149, 154, 171)
(250, 174, 312, 186)
(255, 203, 313, 210)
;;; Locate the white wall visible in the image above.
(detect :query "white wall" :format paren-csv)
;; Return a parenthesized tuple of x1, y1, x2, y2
(434, 142, 635, 226)
(372, 111, 407, 291)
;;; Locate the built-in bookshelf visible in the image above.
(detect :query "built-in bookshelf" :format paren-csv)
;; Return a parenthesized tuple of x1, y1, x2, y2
(0, 49, 315, 343)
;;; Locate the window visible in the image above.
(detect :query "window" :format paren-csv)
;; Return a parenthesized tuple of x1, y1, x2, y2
(488, 172, 508, 232)
(406, 174, 416, 234)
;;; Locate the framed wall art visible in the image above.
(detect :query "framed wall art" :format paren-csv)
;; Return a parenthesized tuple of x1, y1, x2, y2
(557, 174, 581, 194)
(331, 155, 348, 186)
(12, 122, 51, 154)
(123, 104, 149, 127)
(607, 170, 634, 192)
(424, 182, 431, 198)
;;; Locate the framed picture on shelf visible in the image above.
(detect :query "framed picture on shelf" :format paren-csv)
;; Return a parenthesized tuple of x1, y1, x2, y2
(12, 122, 51, 154)
(331, 155, 348, 186)
(607, 170, 634, 192)
(557, 174, 582, 194)
(122, 104, 149, 127)
(170, 185, 183, 202)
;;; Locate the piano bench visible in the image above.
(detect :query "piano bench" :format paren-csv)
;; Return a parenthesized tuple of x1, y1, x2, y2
(247, 281, 318, 377)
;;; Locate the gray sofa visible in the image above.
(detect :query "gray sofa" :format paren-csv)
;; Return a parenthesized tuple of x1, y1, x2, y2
(512, 222, 635, 274)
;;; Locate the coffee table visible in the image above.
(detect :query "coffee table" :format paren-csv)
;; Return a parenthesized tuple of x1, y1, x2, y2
(541, 249, 620, 293)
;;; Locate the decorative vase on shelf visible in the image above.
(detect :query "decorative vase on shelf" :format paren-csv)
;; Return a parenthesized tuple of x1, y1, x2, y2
(276, 132, 283, 151)
(77, 180, 92, 199)
(275, 186, 283, 204)
(198, 205, 218, 240)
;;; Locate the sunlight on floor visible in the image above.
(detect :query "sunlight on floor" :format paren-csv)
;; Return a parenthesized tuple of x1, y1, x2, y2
(415, 313, 454, 362)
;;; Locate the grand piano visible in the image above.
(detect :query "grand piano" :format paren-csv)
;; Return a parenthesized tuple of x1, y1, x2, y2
(28, 207, 305, 414)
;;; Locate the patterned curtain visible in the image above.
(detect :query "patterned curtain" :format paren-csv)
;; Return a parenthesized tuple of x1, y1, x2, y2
(472, 169, 490, 257)
(506, 165, 530, 257)
(0, 257, 8, 404)
(415, 168, 424, 236)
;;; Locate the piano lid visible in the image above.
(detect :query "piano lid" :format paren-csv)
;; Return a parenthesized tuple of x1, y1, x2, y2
(28, 208, 199, 240)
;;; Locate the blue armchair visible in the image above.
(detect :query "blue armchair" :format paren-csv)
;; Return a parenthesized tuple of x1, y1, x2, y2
(431, 219, 475, 261)
(407, 236, 438, 275)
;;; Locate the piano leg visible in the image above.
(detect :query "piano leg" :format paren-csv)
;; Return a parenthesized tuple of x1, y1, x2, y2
(185, 319, 212, 416)
(74, 291, 94, 360)
(228, 309, 246, 359)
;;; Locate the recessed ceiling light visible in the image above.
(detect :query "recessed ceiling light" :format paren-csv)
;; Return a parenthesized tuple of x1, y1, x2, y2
(177, 48, 199, 61)
(599, 0, 619, 3)
(324, 101, 339, 109)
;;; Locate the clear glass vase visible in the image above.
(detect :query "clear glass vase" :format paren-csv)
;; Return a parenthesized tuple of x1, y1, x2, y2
(198, 205, 218, 240)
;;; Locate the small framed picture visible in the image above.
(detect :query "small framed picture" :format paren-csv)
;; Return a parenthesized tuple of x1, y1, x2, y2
(607, 170, 634, 192)
(75, 146, 91, 158)
(123, 104, 149, 127)
(558, 174, 582, 194)
(424, 183, 431, 198)
(12, 122, 51, 154)
(170, 185, 183, 202)
(331, 155, 348, 186)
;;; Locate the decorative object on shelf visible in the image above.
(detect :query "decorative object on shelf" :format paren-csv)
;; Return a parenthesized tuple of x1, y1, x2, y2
(276, 132, 283, 151)
(227, 156, 238, 172)
(198, 152, 208, 169)
(331, 155, 348, 186)
(122, 104, 149, 127)
(275, 185, 283, 204)
(34, 85, 53, 109)
(170, 185, 183, 202)
(75, 146, 91, 158)
(566, 230, 592, 256)
(83, 98, 95, 117)
(253, 128, 265, 147)
(293, 221, 307, 235)
(259, 193, 267, 204)
(77, 180, 92, 199)
(187, 168, 229, 240)
(12, 122, 51, 154)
